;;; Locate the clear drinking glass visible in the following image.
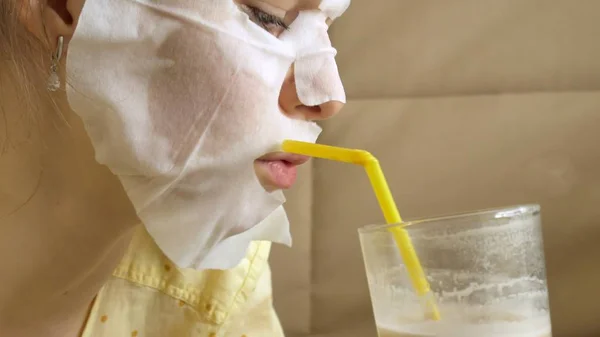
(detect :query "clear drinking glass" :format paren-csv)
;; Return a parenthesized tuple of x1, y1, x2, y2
(359, 205, 552, 337)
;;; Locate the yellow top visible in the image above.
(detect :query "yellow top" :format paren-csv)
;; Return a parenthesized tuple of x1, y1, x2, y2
(81, 226, 283, 337)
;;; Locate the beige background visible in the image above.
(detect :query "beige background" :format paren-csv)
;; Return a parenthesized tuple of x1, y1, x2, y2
(271, 1, 600, 337)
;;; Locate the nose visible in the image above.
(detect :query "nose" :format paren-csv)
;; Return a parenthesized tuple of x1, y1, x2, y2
(278, 65, 344, 121)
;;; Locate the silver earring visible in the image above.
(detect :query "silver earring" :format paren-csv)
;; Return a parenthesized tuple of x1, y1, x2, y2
(47, 36, 64, 92)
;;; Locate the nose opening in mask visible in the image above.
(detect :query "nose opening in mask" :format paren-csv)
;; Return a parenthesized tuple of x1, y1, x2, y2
(316, 100, 344, 119)
(295, 100, 344, 121)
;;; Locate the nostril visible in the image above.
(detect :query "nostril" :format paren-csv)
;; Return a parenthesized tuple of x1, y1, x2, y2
(319, 101, 344, 119)
(297, 105, 322, 114)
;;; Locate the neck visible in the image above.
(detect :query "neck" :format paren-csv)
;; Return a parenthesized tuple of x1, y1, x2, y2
(0, 72, 140, 336)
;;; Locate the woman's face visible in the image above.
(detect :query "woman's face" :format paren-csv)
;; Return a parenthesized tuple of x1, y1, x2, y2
(11, 0, 349, 270)
(30, 0, 346, 191)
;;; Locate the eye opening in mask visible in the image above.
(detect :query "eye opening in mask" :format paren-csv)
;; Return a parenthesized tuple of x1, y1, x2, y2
(239, 4, 290, 34)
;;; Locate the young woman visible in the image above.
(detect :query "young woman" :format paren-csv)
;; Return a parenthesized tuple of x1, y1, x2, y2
(0, 0, 347, 336)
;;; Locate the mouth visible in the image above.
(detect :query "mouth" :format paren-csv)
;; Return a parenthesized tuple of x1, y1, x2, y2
(255, 153, 311, 190)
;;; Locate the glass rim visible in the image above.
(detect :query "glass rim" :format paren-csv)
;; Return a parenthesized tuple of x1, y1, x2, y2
(358, 204, 540, 234)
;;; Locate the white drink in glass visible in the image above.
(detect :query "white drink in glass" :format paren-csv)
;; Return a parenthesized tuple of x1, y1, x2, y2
(359, 205, 554, 337)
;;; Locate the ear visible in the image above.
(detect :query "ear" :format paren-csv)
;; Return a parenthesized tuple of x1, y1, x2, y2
(18, 0, 85, 50)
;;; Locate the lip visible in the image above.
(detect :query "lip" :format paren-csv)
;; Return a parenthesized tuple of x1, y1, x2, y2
(257, 153, 310, 165)
(255, 153, 311, 190)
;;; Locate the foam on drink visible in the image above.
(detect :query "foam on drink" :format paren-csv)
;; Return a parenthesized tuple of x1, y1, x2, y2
(377, 315, 552, 337)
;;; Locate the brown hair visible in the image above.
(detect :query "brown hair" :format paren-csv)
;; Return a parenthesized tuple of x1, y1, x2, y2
(0, 2, 53, 213)
(0, 1, 51, 116)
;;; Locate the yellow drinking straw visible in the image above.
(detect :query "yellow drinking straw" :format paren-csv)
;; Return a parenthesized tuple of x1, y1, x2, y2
(282, 140, 441, 321)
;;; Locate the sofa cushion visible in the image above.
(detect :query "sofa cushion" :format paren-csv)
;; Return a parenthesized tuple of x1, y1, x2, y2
(331, 0, 600, 98)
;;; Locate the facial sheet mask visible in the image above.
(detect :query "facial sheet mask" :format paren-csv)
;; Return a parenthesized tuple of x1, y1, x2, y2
(67, 0, 349, 270)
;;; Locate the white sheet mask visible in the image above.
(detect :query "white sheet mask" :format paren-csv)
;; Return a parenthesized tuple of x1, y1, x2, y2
(67, 0, 349, 269)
